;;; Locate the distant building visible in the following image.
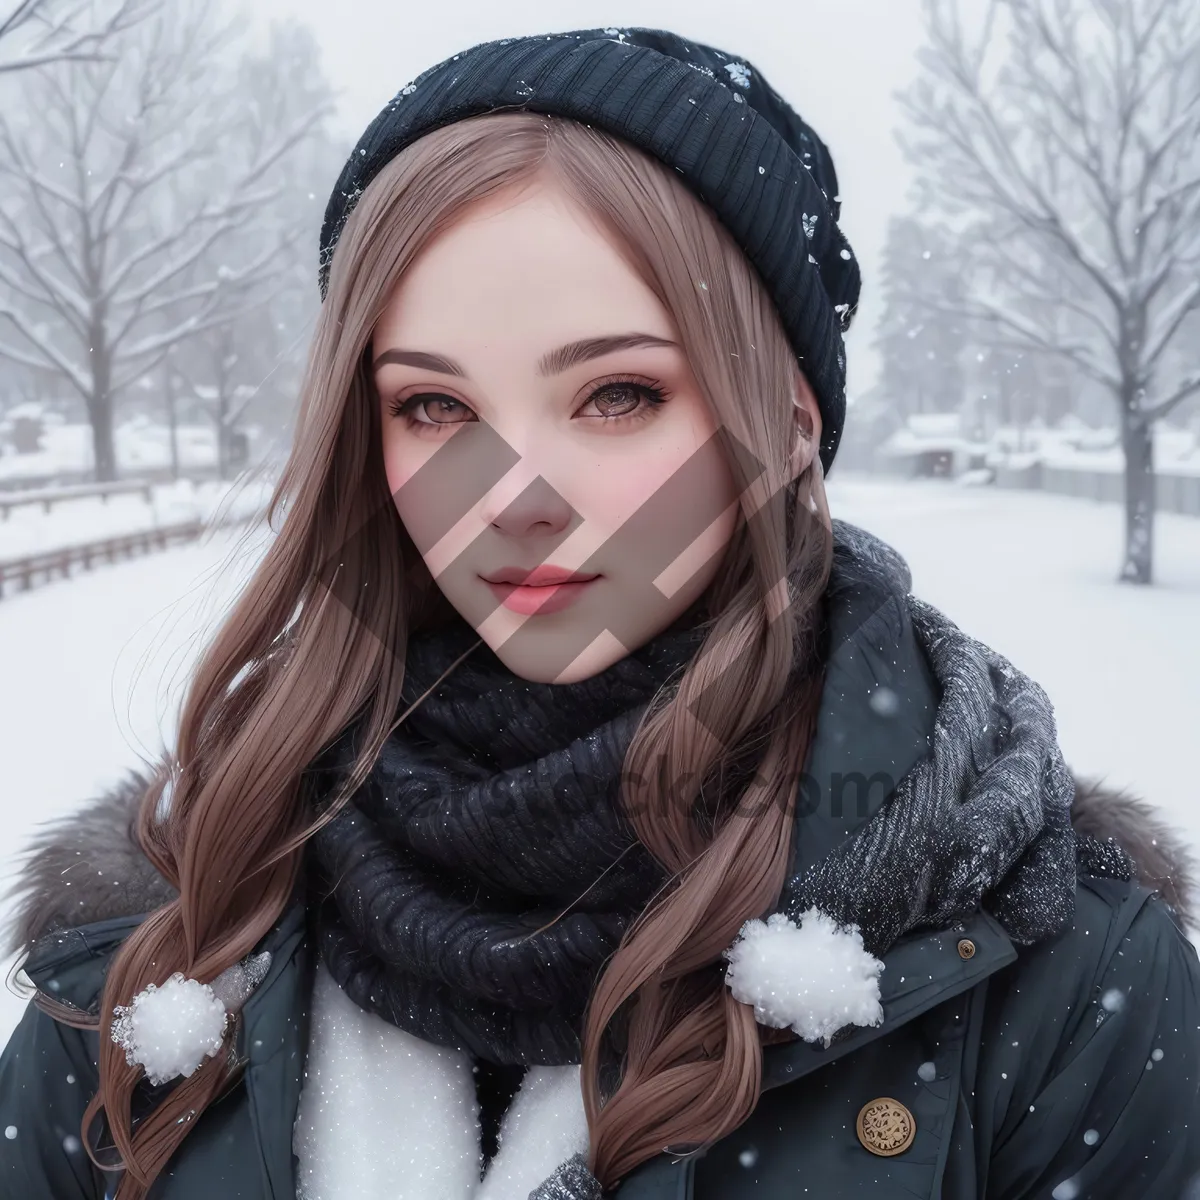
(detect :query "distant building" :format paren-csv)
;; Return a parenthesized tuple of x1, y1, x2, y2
(876, 413, 987, 478)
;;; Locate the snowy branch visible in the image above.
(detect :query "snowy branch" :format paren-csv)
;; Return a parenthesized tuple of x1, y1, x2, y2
(0, 303, 90, 393)
(1142, 372, 1200, 422)
(0, 0, 152, 74)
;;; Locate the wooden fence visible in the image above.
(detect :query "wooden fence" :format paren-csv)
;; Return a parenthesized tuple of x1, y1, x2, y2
(0, 479, 158, 519)
(0, 463, 225, 494)
(0, 514, 257, 600)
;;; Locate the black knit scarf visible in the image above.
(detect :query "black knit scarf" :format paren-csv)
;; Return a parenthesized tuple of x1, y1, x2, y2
(310, 523, 1135, 1072)
(308, 597, 711, 1067)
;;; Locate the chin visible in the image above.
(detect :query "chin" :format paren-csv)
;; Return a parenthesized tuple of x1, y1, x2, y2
(482, 627, 630, 685)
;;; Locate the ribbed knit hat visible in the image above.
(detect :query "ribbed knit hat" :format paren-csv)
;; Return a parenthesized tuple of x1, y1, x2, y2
(319, 28, 861, 472)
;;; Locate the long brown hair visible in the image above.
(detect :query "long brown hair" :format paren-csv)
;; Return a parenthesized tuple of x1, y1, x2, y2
(76, 112, 832, 1196)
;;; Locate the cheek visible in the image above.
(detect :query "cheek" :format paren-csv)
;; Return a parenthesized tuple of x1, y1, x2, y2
(380, 433, 415, 499)
(561, 416, 739, 558)
(380, 428, 453, 562)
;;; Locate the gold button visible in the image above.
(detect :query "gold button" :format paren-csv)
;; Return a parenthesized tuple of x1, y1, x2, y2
(957, 938, 976, 959)
(857, 1098, 916, 1157)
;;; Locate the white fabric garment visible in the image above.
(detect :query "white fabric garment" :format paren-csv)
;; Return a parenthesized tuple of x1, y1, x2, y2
(294, 964, 590, 1200)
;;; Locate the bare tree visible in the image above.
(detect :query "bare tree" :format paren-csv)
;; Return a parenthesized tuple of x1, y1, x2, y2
(0, 0, 330, 480)
(0, 0, 147, 73)
(903, 0, 1200, 583)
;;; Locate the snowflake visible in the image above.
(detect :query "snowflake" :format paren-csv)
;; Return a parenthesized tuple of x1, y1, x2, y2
(724, 62, 752, 88)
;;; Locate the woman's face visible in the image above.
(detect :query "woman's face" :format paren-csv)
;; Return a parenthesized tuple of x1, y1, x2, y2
(373, 179, 799, 684)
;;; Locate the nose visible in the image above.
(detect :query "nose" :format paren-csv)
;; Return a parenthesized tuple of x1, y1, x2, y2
(480, 466, 575, 539)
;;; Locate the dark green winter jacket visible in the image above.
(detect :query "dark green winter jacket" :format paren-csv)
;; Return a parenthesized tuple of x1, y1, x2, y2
(3, 576, 1199, 1198)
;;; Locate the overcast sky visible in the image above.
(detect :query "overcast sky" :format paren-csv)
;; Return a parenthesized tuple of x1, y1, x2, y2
(248, 1, 929, 395)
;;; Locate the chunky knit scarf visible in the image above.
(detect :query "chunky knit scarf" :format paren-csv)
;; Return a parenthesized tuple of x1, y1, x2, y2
(308, 597, 709, 1067)
(309, 521, 1133, 1080)
(780, 523, 1132, 954)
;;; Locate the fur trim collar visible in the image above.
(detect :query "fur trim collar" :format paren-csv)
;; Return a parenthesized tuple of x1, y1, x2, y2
(4, 766, 1194, 958)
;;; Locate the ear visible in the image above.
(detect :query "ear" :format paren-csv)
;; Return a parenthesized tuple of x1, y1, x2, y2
(789, 371, 823, 479)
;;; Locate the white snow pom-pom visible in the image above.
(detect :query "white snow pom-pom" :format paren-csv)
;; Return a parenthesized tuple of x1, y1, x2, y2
(723, 908, 885, 1047)
(111, 973, 229, 1087)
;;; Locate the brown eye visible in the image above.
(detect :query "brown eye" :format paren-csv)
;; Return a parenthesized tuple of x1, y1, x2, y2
(590, 385, 642, 418)
(390, 393, 474, 426)
(581, 381, 668, 422)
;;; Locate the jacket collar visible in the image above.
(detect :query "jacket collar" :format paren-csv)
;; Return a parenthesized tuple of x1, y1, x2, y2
(760, 907, 1015, 1091)
(784, 529, 939, 882)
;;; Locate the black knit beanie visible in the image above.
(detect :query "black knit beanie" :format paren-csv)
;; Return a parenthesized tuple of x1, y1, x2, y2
(318, 28, 861, 472)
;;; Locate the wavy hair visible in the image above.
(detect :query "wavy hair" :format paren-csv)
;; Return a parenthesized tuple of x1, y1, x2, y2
(64, 111, 832, 1196)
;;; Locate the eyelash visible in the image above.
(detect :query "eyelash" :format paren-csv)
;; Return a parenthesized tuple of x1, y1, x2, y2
(387, 375, 671, 431)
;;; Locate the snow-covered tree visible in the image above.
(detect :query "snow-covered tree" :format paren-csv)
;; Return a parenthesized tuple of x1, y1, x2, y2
(903, 0, 1200, 583)
(0, 0, 332, 481)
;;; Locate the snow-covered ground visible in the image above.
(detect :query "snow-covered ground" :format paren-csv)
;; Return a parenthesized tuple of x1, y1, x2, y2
(0, 417, 234, 483)
(0, 521, 272, 1041)
(0, 475, 1196, 1045)
(0, 476, 274, 560)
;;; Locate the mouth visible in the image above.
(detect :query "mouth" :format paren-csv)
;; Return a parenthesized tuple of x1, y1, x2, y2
(481, 566, 601, 616)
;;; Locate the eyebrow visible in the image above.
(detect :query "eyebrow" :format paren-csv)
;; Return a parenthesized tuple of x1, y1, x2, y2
(372, 333, 678, 380)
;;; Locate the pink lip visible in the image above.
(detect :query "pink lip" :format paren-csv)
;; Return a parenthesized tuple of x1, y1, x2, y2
(482, 573, 601, 616)
(483, 565, 599, 586)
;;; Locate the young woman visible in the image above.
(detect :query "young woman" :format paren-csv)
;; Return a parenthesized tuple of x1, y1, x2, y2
(2, 27, 1198, 1200)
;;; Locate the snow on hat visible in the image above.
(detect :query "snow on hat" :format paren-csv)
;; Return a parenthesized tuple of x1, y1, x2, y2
(318, 27, 862, 473)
